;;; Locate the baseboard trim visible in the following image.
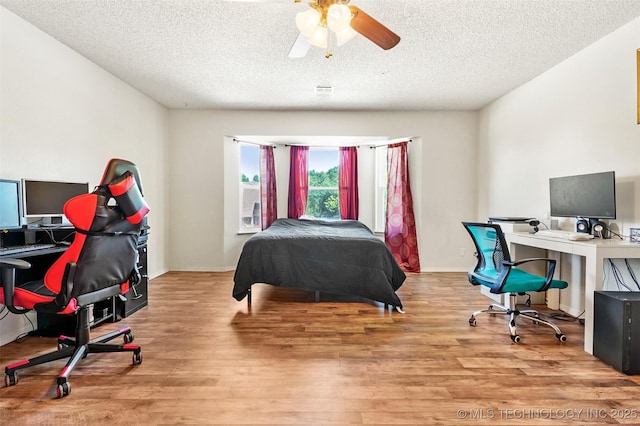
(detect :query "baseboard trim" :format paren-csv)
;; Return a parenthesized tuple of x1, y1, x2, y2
(167, 267, 235, 273)
(165, 267, 469, 274)
(420, 267, 469, 273)
(559, 303, 583, 318)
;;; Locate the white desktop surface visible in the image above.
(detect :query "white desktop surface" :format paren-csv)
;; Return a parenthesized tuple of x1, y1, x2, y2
(505, 231, 640, 354)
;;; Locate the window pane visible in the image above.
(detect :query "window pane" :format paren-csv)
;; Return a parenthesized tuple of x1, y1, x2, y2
(240, 144, 261, 230)
(307, 188, 339, 219)
(307, 149, 339, 219)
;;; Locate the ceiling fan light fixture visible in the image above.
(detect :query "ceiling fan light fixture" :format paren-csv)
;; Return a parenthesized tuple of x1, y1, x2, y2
(308, 25, 328, 48)
(289, 0, 399, 58)
(335, 26, 358, 46)
(296, 8, 321, 38)
(327, 4, 351, 33)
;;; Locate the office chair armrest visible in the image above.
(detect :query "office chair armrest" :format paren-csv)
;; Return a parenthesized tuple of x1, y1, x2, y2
(54, 262, 77, 310)
(0, 258, 32, 315)
(503, 257, 557, 292)
(505, 257, 555, 268)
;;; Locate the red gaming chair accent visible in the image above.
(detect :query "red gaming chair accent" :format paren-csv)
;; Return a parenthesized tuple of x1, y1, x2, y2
(0, 158, 149, 398)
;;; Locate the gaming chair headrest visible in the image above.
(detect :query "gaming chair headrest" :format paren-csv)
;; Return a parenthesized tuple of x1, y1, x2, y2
(107, 171, 150, 224)
(99, 158, 145, 196)
(88, 158, 149, 225)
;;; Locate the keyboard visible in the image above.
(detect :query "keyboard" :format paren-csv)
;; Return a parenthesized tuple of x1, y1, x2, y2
(535, 229, 594, 241)
(0, 243, 57, 256)
(488, 216, 534, 223)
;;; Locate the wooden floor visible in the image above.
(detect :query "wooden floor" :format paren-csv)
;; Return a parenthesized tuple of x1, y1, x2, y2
(2, 271, 640, 425)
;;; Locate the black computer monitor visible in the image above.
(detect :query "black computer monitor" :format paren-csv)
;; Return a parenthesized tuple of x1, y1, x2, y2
(549, 171, 616, 221)
(0, 179, 23, 229)
(22, 179, 90, 221)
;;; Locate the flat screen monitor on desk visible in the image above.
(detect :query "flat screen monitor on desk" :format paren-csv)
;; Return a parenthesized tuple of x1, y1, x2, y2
(0, 179, 23, 229)
(22, 179, 89, 224)
(549, 171, 616, 235)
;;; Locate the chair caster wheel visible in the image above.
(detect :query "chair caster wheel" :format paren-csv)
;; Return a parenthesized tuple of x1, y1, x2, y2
(5, 372, 18, 387)
(557, 333, 567, 342)
(511, 335, 521, 343)
(469, 316, 477, 327)
(124, 332, 134, 344)
(57, 382, 70, 398)
(133, 351, 142, 365)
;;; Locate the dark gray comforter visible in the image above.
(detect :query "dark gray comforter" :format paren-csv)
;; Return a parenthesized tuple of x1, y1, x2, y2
(232, 218, 406, 308)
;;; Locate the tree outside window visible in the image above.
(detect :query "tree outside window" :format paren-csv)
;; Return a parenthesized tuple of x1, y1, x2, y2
(306, 149, 339, 219)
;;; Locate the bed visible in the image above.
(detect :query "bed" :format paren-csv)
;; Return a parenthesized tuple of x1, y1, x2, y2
(233, 218, 406, 309)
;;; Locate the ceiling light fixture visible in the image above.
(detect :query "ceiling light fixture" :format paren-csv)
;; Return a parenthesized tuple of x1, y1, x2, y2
(296, 0, 358, 58)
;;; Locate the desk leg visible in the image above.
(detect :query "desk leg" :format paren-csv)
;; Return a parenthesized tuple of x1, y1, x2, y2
(582, 253, 604, 355)
(547, 289, 560, 310)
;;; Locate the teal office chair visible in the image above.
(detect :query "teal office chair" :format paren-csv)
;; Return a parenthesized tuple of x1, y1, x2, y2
(462, 222, 569, 343)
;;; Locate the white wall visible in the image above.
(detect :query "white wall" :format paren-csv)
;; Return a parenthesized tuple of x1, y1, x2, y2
(477, 17, 640, 313)
(477, 17, 640, 233)
(168, 110, 478, 272)
(0, 8, 169, 345)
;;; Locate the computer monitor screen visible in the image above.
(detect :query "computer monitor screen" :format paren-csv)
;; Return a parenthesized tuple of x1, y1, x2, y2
(0, 179, 22, 229)
(549, 171, 616, 220)
(22, 179, 90, 218)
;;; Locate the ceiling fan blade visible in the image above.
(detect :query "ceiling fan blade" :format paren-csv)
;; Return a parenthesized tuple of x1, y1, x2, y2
(289, 33, 311, 58)
(348, 5, 400, 50)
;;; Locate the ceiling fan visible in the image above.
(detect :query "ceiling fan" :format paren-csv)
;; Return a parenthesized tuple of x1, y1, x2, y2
(226, 0, 400, 58)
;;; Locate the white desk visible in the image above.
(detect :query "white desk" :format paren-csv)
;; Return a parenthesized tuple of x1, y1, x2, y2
(505, 232, 640, 354)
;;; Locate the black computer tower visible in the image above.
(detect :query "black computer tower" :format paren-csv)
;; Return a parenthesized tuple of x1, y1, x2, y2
(593, 291, 640, 375)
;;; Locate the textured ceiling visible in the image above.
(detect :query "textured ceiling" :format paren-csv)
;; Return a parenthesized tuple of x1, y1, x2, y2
(2, 0, 640, 111)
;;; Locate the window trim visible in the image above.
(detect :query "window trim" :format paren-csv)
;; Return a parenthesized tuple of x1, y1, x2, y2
(374, 145, 388, 233)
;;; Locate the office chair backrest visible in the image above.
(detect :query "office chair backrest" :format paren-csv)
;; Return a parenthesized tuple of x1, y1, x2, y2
(462, 222, 512, 278)
(40, 159, 148, 311)
(99, 158, 145, 196)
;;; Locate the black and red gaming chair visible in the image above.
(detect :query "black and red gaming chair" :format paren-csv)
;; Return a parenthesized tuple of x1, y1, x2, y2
(0, 158, 150, 398)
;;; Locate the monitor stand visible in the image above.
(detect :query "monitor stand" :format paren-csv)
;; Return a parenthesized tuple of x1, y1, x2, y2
(40, 216, 65, 227)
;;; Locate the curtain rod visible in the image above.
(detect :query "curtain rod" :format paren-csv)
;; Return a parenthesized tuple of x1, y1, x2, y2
(284, 144, 360, 149)
(369, 138, 413, 149)
(234, 137, 412, 149)
(233, 138, 276, 148)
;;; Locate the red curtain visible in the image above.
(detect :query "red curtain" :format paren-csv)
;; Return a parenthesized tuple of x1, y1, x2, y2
(287, 145, 309, 219)
(385, 142, 420, 272)
(339, 146, 359, 220)
(259, 145, 277, 230)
